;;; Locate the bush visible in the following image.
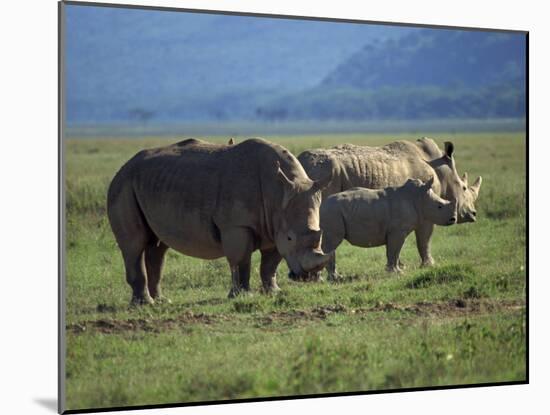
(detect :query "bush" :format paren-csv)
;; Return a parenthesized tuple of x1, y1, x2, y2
(406, 264, 475, 289)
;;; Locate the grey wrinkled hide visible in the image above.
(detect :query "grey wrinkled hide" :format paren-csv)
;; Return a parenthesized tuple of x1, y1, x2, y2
(298, 138, 481, 271)
(107, 138, 331, 305)
(320, 179, 457, 278)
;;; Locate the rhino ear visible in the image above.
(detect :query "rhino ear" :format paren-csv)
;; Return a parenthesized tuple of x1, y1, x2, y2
(405, 178, 420, 188)
(423, 176, 435, 191)
(471, 176, 482, 198)
(311, 172, 332, 193)
(276, 161, 297, 209)
(462, 172, 468, 186)
(444, 141, 454, 159)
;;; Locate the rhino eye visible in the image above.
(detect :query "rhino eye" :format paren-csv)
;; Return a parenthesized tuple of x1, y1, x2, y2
(438, 205, 443, 209)
(463, 186, 467, 191)
(287, 235, 293, 241)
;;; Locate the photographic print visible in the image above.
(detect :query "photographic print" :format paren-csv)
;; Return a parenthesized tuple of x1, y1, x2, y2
(60, 1, 527, 412)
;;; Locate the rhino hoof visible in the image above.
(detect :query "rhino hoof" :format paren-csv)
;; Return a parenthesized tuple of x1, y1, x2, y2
(262, 285, 281, 295)
(153, 295, 172, 305)
(421, 258, 435, 267)
(327, 273, 343, 283)
(385, 265, 402, 274)
(228, 288, 252, 299)
(308, 271, 324, 282)
(130, 295, 155, 306)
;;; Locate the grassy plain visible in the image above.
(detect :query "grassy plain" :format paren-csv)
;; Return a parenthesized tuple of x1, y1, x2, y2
(64, 132, 526, 411)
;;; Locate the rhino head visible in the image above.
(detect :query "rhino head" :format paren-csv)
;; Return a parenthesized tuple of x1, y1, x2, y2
(412, 177, 457, 226)
(431, 142, 482, 223)
(273, 162, 332, 277)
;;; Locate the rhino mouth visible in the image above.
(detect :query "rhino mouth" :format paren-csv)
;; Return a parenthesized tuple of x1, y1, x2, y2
(458, 212, 476, 223)
(288, 270, 300, 281)
(286, 255, 327, 282)
(445, 216, 457, 226)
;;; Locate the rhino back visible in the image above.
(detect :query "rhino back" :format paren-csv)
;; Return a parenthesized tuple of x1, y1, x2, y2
(323, 185, 420, 249)
(325, 188, 390, 248)
(110, 138, 299, 258)
(301, 141, 438, 198)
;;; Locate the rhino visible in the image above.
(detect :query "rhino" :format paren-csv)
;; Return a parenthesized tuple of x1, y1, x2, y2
(320, 178, 457, 278)
(107, 138, 332, 305)
(297, 138, 482, 274)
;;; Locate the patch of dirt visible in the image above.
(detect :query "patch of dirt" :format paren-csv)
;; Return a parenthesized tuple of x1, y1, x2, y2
(68, 299, 525, 335)
(180, 297, 227, 307)
(96, 304, 118, 313)
(257, 304, 349, 326)
(366, 298, 525, 318)
(255, 310, 315, 327)
(67, 311, 223, 334)
(257, 299, 524, 327)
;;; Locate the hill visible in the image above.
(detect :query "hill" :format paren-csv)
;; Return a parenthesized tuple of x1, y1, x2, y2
(257, 29, 526, 120)
(322, 29, 525, 88)
(65, 4, 408, 123)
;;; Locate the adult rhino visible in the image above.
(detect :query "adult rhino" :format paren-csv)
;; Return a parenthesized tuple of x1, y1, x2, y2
(107, 138, 332, 305)
(297, 138, 482, 273)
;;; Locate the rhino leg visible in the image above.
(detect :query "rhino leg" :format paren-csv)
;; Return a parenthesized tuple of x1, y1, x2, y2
(260, 248, 282, 293)
(145, 241, 169, 302)
(108, 187, 154, 305)
(238, 260, 251, 291)
(385, 232, 407, 273)
(222, 227, 255, 298)
(415, 222, 435, 267)
(326, 251, 342, 281)
(321, 229, 344, 282)
(123, 250, 154, 305)
(228, 261, 252, 298)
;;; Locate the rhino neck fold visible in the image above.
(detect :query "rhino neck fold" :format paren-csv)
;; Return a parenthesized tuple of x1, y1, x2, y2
(259, 175, 280, 246)
(426, 159, 447, 198)
(263, 200, 279, 244)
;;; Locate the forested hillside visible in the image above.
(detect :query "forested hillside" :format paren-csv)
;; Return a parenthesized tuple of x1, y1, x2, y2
(257, 29, 526, 120)
(65, 5, 407, 123)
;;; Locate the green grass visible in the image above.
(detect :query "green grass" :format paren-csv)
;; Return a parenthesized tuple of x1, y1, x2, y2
(64, 132, 526, 411)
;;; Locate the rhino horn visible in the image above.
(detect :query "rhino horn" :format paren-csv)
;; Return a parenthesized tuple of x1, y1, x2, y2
(423, 176, 435, 191)
(471, 176, 482, 198)
(228, 138, 235, 145)
(300, 249, 331, 273)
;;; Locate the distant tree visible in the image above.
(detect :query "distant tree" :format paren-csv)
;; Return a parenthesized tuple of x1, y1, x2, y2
(128, 108, 155, 124)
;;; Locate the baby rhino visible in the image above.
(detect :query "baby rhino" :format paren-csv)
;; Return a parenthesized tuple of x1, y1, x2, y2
(320, 178, 457, 279)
